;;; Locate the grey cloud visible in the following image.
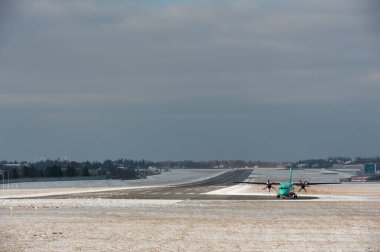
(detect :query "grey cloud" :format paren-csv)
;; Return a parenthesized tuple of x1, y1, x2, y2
(0, 0, 379, 161)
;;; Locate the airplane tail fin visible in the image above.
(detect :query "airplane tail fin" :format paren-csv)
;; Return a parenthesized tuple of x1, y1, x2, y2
(289, 167, 293, 183)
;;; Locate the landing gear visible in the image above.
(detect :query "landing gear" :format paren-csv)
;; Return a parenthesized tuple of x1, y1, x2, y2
(276, 194, 280, 199)
(289, 192, 298, 199)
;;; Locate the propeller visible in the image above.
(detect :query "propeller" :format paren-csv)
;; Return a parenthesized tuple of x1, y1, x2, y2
(263, 179, 275, 193)
(298, 179, 309, 192)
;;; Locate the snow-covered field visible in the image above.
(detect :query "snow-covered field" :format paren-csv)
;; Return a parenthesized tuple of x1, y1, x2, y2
(1, 169, 379, 251)
(0, 169, 228, 199)
(1, 199, 379, 251)
(206, 183, 380, 201)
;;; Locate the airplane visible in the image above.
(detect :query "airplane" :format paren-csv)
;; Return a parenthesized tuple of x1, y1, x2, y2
(235, 167, 339, 199)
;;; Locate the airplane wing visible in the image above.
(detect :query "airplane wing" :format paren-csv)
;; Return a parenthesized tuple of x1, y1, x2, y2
(293, 180, 340, 193)
(234, 181, 280, 185)
(292, 181, 340, 185)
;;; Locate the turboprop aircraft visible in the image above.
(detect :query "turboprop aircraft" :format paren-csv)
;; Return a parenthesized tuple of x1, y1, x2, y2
(236, 168, 339, 199)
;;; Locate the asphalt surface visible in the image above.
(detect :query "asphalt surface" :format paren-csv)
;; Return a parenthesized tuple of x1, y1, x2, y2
(35, 169, 318, 200)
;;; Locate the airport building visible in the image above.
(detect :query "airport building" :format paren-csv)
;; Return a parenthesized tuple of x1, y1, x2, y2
(1, 163, 27, 177)
(364, 163, 376, 174)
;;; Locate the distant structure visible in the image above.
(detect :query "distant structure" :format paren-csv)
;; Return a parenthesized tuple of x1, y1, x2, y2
(148, 166, 160, 175)
(364, 163, 377, 175)
(3, 163, 29, 177)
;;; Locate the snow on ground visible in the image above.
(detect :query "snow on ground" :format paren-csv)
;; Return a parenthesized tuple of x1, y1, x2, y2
(2, 169, 229, 189)
(1, 200, 379, 251)
(205, 183, 380, 201)
(1, 169, 379, 251)
(0, 169, 229, 199)
(0, 198, 182, 209)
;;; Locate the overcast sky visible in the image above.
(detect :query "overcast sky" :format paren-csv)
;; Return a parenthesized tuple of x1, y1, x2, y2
(0, 0, 379, 162)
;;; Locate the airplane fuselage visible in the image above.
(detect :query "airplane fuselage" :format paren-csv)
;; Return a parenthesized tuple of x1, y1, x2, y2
(277, 182, 297, 198)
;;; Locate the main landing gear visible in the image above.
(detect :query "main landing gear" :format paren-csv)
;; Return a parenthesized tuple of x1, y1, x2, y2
(276, 194, 298, 199)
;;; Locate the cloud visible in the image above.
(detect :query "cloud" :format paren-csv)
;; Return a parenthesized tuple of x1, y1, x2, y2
(0, 93, 158, 107)
(0, 0, 379, 160)
(2, 0, 379, 108)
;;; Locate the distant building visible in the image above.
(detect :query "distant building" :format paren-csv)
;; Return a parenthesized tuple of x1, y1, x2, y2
(148, 166, 160, 174)
(213, 165, 224, 169)
(343, 164, 364, 170)
(364, 163, 376, 175)
(89, 168, 102, 176)
(3, 163, 29, 177)
(297, 164, 306, 168)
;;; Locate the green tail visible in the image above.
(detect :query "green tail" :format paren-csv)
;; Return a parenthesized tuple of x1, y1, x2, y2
(289, 167, 293, 183)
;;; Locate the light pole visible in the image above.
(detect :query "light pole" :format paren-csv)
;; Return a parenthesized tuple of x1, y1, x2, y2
(1, 171, 4, 190)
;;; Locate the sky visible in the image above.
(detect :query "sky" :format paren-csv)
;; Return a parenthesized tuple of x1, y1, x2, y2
(0, 0, 379, 162)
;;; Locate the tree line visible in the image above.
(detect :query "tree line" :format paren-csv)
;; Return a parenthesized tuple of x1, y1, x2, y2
(1, 156, 379, 181)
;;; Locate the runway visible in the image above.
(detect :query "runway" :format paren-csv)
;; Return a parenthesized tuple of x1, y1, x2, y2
(34, 169, 318, 200)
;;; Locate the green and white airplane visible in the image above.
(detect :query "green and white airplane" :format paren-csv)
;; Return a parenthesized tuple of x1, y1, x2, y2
(236, 168, 339, 199)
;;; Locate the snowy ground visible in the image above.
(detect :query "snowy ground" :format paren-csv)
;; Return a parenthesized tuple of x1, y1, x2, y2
(2, 169, 229, 189)
(0, 169, 229, 199)
(206, 183, 380, 201)
(1, 199, 379, 251)
(1, 169, 379, 251)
